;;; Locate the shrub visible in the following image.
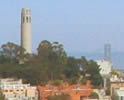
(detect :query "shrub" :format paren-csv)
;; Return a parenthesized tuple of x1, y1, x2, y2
(89, 92, 99, 99)
(48, 94, 71, 100)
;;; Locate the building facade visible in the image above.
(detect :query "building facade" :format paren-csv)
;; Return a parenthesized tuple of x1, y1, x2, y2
(0, 78, 38, 100)
(113, 88, 124, 100)
(104, 44, 111, 61)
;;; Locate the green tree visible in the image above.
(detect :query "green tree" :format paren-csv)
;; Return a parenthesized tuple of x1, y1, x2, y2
(64, 57, 80, 84)
(0, 55, 12, 64)
(0, 92, 4, 100)
(85, 60, 103, 86)
(37, 40, 67, 81)
(1, 42, 20, 58)
(0, 42, 29, 64)
(48, 94, 71, 100)
(89, 92, 99, 99)
(37, 40, 52, 60)
(0, 41, 103, 86)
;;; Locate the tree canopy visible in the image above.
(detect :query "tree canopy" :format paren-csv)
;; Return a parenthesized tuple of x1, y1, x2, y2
(0, 40, 103, 87)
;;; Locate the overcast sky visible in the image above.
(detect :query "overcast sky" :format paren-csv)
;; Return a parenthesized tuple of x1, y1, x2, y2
(0, 0, 124, 54)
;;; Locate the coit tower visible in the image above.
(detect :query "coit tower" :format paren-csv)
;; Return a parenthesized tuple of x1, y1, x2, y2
(21, 8, 32, 54)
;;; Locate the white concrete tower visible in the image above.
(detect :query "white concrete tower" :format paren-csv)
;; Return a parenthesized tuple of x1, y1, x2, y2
(21, 8, 32, 54)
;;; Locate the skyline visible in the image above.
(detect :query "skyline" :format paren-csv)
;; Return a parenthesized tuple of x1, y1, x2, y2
(0, 0, 124, 54)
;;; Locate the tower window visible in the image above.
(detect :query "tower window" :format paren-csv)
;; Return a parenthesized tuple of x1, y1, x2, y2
(26, 17, 28, 23)
(23, 17, 25, 23)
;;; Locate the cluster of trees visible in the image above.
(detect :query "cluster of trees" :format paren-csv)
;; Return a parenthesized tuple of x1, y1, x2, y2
(47, 94, 70, 100)
(0, 91, 4, 100)
(0, 40, 103, 87)
(47, 92, 99, 100)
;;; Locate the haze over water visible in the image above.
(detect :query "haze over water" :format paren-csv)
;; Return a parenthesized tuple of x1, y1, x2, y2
(69, 52, 124, 69)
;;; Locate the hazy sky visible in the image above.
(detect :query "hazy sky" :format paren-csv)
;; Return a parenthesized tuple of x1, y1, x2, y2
(0, 0, 124, 54)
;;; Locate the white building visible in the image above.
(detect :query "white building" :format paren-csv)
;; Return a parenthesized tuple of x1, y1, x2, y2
(110, 75, 124, 83)
(113, 88, 124, 100)
(0, 78, 38, 100)
(96, 60, 112, 76)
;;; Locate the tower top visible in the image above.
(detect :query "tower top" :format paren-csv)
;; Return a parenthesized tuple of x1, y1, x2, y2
(22, 8, 31, 11)
(21, 8, 31, 15)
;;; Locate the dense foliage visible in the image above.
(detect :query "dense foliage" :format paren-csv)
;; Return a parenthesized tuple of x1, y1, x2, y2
(89, 92, 99, 99)
(0, 91, 4, 100)
(47, 94, 71, 100)
(0, 41, 103, 86)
